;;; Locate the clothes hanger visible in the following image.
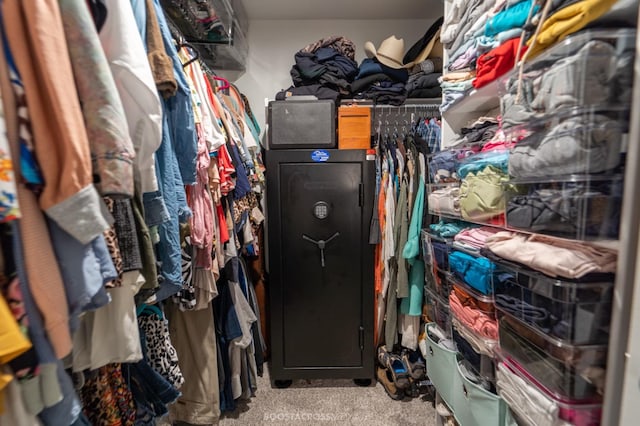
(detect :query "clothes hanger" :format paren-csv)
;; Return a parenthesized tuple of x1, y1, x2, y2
(136, 303, 164, 319)
(180, 42, 200, 68)
(212, 75, 230, 90)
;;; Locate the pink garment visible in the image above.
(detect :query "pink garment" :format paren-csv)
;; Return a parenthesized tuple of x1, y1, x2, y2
(454, 226, 501, 250)
(188, 123, 214, 269)
(485, 231, 617, 279)
(455, 146, 482, 160)
(449, 292, 498, 340)
(480, 139, 516, 152)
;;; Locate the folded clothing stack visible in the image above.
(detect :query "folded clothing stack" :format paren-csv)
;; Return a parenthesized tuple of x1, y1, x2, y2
(449, 250, 497, 295)
(429, 219, 471, 238)
(484, 231, 617, 279)
(453, 226, 501, 251)
(449, 291, 498, 340)
(428, 186, 461, 217)
(501, 38, 634, 128)
(276, 36, 359, 102)
(455, 116, 500, 146)
(441, 0, 537, 96)
(441, 0, 626, 105)
(440, 70, 476, 112)
(351, 58, 409, 105)
(506, 179, 623, 239)
(405, 58, 443, 98)
(459, 164, 510, 222)
(497, 362, 571, 426)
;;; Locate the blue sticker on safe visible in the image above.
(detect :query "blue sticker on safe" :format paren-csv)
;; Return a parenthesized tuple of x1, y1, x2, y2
(311, 150, 330, 162)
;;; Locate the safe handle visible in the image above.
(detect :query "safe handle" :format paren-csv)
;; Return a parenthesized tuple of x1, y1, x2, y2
(302, 232, 340, 267)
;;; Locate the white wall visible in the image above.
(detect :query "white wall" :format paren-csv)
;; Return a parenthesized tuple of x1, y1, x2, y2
(231, 18, 436, 128)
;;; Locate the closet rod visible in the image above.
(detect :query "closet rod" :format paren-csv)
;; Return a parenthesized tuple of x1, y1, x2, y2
(340, 99, 441, 108)
(370, 104, 440, 109)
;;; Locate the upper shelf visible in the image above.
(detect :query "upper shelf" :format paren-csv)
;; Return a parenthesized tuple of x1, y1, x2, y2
(443, 78, 501, 116)
(161, 0, 249, 70)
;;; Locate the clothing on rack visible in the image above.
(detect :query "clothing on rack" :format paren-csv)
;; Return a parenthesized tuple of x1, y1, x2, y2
(0, 0, 268, 424)
(373, 106, 441, 350)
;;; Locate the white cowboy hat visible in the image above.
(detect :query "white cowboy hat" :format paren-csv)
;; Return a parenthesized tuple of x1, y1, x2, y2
(364, 35, 406, 69)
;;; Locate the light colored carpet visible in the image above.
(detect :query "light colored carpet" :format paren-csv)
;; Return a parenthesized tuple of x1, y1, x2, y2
(218, 364, 437, 426)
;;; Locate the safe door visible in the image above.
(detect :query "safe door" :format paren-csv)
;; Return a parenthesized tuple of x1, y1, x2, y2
(266, 149, 374, 381)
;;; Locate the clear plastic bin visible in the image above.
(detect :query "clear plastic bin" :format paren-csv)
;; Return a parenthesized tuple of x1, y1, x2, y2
(429, 150, 462, 185)
(421, 229, 434, 265)
(448, 249, 498, 295)
(426, 289, 453, 337)
(451, 278, 496, 317)
(505, 107, 628, 180)
(493, 262, 613, 345)
(498, 313, 607, 401)
(427, 183, 462, 218)
(452, 326, 495, 384)
(499, 29, 636, 128)
(452, 315, 498, 358)
(504, 175, 623, 240)
(458, 164, 510, 224)
(496, 355, 603, 426)
(428, 145, 511, 185)
(426, 268, 453, 302)
(422, 230, 452, 272)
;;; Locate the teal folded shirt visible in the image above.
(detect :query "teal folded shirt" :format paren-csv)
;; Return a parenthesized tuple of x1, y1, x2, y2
(485, 0, 540, 37)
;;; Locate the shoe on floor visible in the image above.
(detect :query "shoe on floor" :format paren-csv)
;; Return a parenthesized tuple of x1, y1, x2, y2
(376, 366, 404, 401)
(436, 402, 453, 417)
(402, 349, 426, 380)
(377, 345, 410, 389)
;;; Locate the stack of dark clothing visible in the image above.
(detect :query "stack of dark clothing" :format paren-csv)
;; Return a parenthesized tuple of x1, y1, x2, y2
(352, 58, 409, 105)
(406, 59, 442, 98)
(459, 119, 499, 144)
(276, 36, 358, 102)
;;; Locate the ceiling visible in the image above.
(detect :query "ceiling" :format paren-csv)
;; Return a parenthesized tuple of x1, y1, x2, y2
(240, 0, 440, 20)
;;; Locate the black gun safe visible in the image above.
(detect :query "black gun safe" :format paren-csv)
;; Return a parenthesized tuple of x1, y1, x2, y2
(266, 149, 375, 387)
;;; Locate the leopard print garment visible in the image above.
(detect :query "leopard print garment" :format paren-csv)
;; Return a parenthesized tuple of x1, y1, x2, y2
(138, 312, 184, 390)
(232, 192, 258, 224)
(103, 197, 123, 288)
(80, 363, 136, 426)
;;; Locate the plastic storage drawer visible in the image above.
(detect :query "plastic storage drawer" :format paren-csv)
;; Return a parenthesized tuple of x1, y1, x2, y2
(497, 356, 603, 426)
(448, 250, 497, 295)
(494, 265, 613, 345)
(453, 324, 496, 381)
(432, 240, 452, 272)
(452, 316, 499, 357)
(504, 176, 623, 240)
(421, 230, 452, 273)
(450, 289, 499, 342)
(431, 270, 453, 300)
(426, 290, 452, 336)
(499, 28, 636, 127)
(421, 230, 434, 264)
(427, 183, 462, 218)
(451, 279, 496, 316)
(506, 107, 628, 180)
(498, 314, 607, 401)
(425, 323, 461, 409)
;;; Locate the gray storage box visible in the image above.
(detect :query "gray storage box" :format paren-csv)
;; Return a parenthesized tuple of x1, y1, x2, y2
(268, 100, 336, 149)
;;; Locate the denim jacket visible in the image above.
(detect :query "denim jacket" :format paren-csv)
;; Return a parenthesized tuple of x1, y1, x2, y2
(153, 0, 198, 185)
